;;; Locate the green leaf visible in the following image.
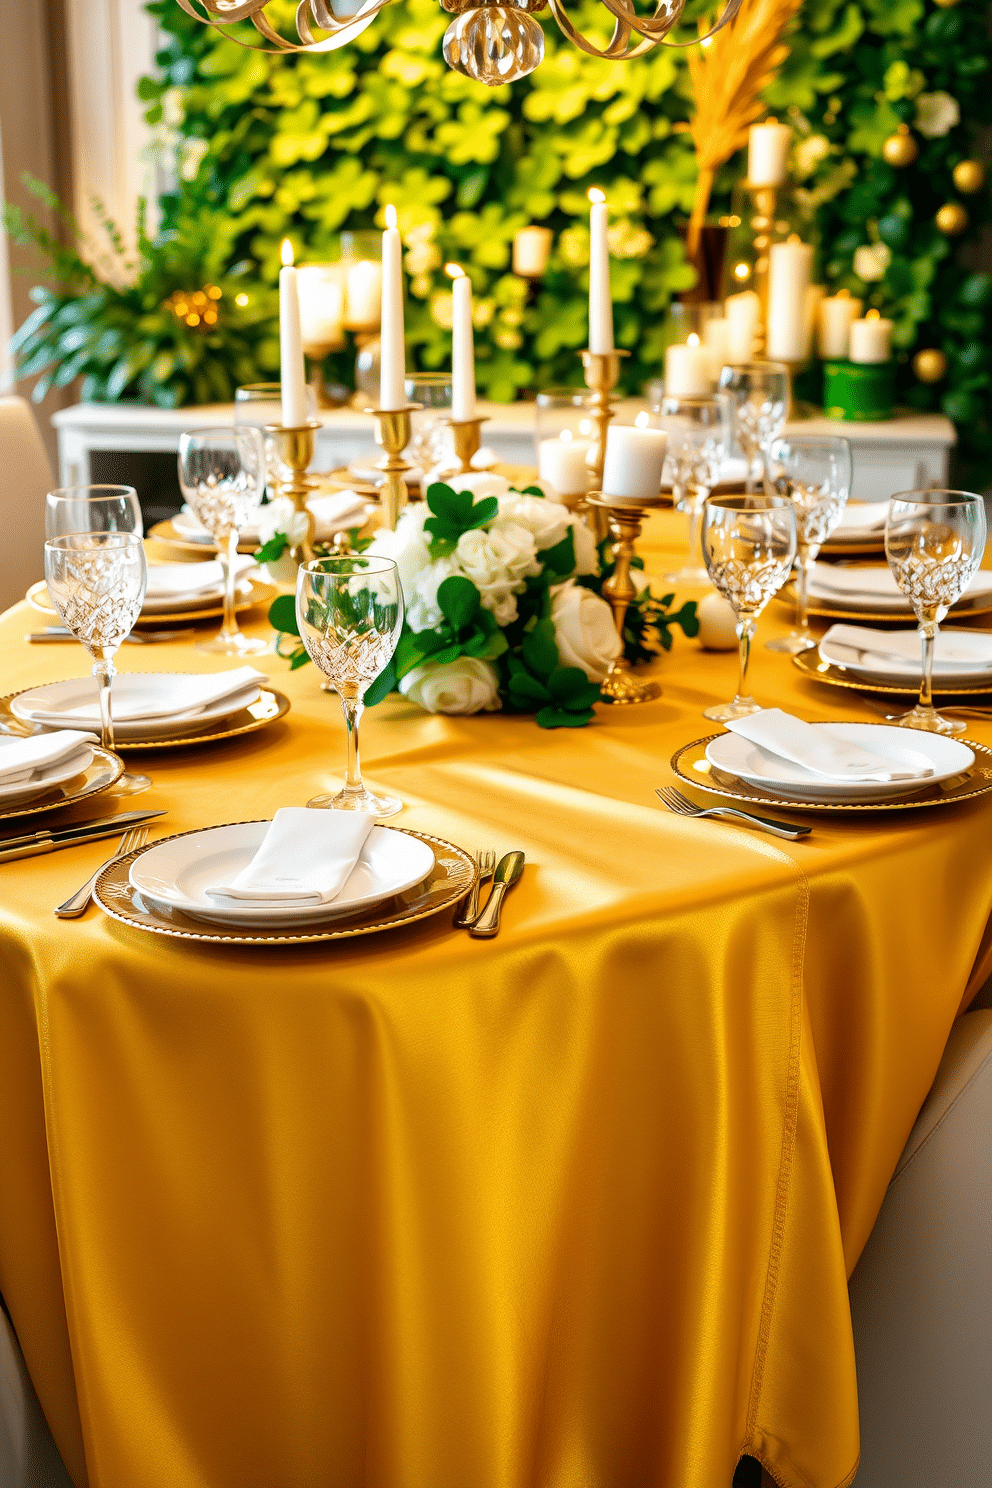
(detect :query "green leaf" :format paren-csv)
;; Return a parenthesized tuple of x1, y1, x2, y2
(536, 705, 594, 729)
(268, 593, 300, 637)
(508, 670, 552, 704)
(521, 617, 559, 680)
(437, 575, 480, 632)
(364, 661, 396, 706)
(254, 534, 288, 563)
(537, 528, 576, 579)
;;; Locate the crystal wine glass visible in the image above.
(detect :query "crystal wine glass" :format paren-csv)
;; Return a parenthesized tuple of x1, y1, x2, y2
(884, 489, 987, 734)
(296, 555, 404, 816)
(177, 426, 268, 657)
(46, 484, 143, 540)
(234, 382, 319, 492)
(655, 393, 731, 583)
(44, 533, 150, 794)
(406, 372, 454, 475)
(701, 495, 797, 722)
(718, 362, 790, 493)
(763, 435, 853, 654)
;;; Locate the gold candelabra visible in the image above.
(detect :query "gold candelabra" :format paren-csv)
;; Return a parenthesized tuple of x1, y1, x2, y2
(448, 416, 487, 474)
(579, 348, 628, 543)
(586, 494, 666, 705)
(372, 403, 420, 530)
(268, 422, 322, 565)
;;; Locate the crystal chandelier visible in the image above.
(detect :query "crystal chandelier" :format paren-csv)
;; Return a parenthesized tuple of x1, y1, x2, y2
(177, 0, 743, 88)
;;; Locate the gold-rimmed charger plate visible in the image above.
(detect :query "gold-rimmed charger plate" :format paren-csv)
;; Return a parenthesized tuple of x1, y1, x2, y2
(147, 520, 262, 556)
(94, 825, 476, 945)
(791, 647, 992, 700)
(777, 581, 992, 626)
(0, 686, 291, 753)
(0, 745, 123, 824)
(670, 730, 992, 814)
(818, 537, 886, 559)
(26, 576, 278, 629)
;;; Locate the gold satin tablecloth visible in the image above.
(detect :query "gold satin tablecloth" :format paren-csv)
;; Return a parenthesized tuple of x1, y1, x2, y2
(2, 510, 990, 1488)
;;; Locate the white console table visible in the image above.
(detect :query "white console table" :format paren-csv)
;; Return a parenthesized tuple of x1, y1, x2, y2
(51, 400, 955, 506)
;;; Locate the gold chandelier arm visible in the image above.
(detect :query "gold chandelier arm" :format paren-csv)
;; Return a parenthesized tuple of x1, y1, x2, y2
(545, 0, 744, 61)
(175, 0, 388, 52)
(662, 0, 744, 46)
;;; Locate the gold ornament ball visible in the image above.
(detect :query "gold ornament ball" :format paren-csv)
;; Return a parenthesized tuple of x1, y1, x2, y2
(883, 128, 919, 168)
(936, 202, 969, 236)
(952, 160, 986, 195)
(912, 349, 948, 384)
(932, 0, 961, 7)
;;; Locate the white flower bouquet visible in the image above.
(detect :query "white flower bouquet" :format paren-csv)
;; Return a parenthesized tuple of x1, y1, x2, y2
(268, 473, 698, 727)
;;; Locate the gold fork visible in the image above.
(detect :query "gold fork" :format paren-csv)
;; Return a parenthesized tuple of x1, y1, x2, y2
(54, 826, 150, 919)
(454, 849, 497, 929)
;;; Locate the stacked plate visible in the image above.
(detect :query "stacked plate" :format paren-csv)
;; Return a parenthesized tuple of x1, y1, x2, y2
(805, 563, 992, 619)
(172, 489, 369, 546)
(142, 557, 257, 614)
(820, 502, 887, 555)
(818, 624, 992, 690)
(128, 821, 436, 929)
(10, 669, 271, 744)
(0, 729, 95, 807)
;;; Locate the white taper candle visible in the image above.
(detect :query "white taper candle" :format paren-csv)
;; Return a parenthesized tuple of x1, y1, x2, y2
(448, 266, 476, 423)
(279, 240, 307, 427)
(588, 189, 614, 356)
(379, 205, 405, 411)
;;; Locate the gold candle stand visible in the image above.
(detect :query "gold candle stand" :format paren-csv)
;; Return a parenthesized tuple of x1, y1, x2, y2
(268, 421, 322, 565)
(448, 416, 488, 474)
(579, 347, 629, 543)
(372, 403, 420, 530)
(586, 494, 665, 705)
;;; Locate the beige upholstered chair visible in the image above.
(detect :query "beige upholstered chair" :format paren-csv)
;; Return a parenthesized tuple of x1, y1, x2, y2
(0, 396, 55, 612)
(0, 1299, 75, 1487)
(849, 1009, 992, 1487)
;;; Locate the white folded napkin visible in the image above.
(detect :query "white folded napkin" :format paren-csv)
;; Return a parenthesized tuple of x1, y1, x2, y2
(144, 556, 256, 600)
(809, 564, 992, 605)
(205, 807, 375, 905)
(17, 668, 267, 726)
(308, 490, 369, 540)
(725, 709, 933, 783)
(0, 729, 93, 785)
(831, 503, 887, 536)
(822, 623, 992, 672)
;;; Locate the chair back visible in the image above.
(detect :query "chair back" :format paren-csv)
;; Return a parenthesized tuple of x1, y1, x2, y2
(0, 1299, 76, 1487)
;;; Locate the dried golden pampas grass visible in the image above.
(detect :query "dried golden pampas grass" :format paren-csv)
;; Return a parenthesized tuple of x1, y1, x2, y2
(686, 0, 803, 262)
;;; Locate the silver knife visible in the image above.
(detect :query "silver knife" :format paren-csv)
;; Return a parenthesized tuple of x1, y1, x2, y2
(469, 851, 525, 939)
(0, 809, 166, 863)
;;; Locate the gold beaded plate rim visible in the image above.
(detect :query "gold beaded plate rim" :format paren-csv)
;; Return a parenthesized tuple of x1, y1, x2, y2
(0, 745, 123, 824)
(146, 521, 263, 556)
(791, 646, 992, 699)
(670, 729, 992, 814)
(26, 575, 279, 628)
(777, 580, 992, 626)
(0, 685, 291, 753)
(93, 825, 477, 945)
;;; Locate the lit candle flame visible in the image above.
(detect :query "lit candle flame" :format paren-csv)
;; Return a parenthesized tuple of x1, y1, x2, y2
(384, 204, 397, 230)
(635, 410, 650, 428)
(560, 429, 573, 443)
(866, 308, 881, 321)
(687, 332, 700, 347)
(280, 239, 294, 268)
(588, 187, 606, 204)
(445, 263, 465, 279)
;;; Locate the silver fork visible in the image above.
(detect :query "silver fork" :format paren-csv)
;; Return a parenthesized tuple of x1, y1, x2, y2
(656, 786, 811, 841)
(55, 826, 150, 919)
(862, 698, 992, 723)
(454, 849, 497, 929)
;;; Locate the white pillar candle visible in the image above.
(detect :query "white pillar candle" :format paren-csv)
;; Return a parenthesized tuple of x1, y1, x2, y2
(278, 240, 307, 428)
(345, 259, 383, 330)
(849, 312, 893, 364)
(296, 265, 344, 350)
(601, 418, 667, 501)
(748, 120, 791, 187)
(448, 266, 476, 423)
(665, 338, 713, 397)
(817, 293, 863, 359)
(513, 226, 552, 278)
(724, 291, 760, 363)
(766, 238, 814, 363)
(702, 317, 729, 381)
(538, 434, 591, 497)
(587, 189, 614, 356)
(379, 205, 405, 412)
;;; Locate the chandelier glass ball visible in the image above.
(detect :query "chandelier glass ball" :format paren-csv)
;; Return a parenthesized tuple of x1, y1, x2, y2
(442, 0, 546, 86)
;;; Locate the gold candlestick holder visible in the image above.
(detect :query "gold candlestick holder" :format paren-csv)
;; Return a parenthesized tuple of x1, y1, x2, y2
(267, 421, 322, 565)
(372, 403, 420, 530)
(586, 493, 665, 705)
(448, 415, 487, 474)
(579, 347, 629, 543)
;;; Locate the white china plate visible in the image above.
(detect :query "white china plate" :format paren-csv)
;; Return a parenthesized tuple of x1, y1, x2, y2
(807, 564, 992, 615)
(130, 822, 436, 927)
(0, 745, 94, 805)
(11, 676, 263, 742)
(141, 580, 252, 614)
(705, 723, 974, 803)
(819, 629, 992, 686)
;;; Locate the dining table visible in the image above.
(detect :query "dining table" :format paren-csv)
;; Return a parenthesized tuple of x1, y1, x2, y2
(1, 506, 990, 1488)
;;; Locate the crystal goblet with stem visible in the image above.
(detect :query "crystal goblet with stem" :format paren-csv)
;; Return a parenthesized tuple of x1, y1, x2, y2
(655, 393, 731, 584)
(884, 489, 987, 734)
(44, 532, 151, 794)
(701, 495, 797, 722)
(45, 484, 143, 541)
(234, 382, 319, 494)
(296, 555, 404, 816)
(177, 425, 268, 657)
(764, 435, 853, 654)
(718, 362, 790, 493)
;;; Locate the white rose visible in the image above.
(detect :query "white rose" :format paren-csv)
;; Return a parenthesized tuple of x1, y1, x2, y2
(915, 91, 960, 139)
(400, 657, 502, 714)
(496, 492, 572, 553)
(853, 242, 891, 283)
(550, 580, 622, 682)
(257, 497, 308, 549)
(406, 554, 461, 633)
(367, 506, 433, 616)
(455, 523, 538, 626)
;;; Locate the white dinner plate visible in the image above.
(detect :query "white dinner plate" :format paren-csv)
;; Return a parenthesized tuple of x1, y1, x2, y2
(0, 745, 94, 805)
(706, 723, 974, 803)
(11, 675, 264, 742)
(819, 626, 992, 686)
(130, 822, 436, 927)
(808, 564, 992, 615)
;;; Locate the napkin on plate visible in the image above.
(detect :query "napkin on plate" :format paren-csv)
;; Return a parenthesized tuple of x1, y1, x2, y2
(309, 490, 368, 540)
(0, 729, 93, 785)
(725, 709, 934, 783)
(16, 668, 267, 726)
(831, 504, 887, 536)
(822, 623, 992, 672)
(809, 564, 992, 606)
(205, 807, 375, 905)
(144, 556, 256, 600)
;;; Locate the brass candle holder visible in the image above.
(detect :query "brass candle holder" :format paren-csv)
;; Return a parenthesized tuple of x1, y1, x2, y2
(267, 421, 322, 565)
(579, 347, 629, 543)
(586, 493, 666, 705)
(448, 415, 488, 474)
(372, 403, 420, 530)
